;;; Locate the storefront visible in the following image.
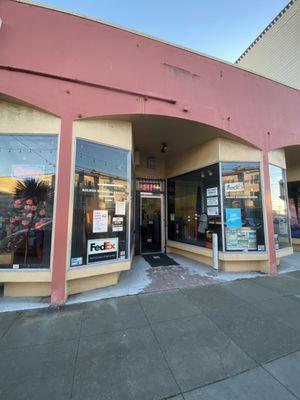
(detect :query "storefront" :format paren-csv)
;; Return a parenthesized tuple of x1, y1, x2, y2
(0, 0, 299, 303)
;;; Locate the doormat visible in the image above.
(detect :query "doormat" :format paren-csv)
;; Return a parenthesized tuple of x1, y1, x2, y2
(143, 254, 179, 268)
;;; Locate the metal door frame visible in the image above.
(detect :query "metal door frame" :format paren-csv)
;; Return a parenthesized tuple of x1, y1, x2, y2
(140, 192, 165, 254)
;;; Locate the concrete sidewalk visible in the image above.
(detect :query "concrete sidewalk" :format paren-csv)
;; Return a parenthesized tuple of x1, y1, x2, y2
(1, 271, 300, 399)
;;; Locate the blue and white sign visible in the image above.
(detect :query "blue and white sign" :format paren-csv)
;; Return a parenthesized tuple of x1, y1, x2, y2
(226, 208, 242, 229)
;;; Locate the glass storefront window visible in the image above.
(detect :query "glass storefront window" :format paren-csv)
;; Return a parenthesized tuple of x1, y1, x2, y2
(288, 181, 300, 239)
(222, 162, 265, 252)
(0, 135, 58, 269)
(269, 164, 291, 249)
(167, 164, 222, 249)
(70, 139, 130, 267)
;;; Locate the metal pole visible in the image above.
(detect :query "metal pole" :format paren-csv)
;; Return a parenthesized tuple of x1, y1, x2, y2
(212, 233, 219, 271)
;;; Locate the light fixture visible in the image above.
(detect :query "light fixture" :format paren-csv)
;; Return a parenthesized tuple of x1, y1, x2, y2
(160, 142, 168, 153)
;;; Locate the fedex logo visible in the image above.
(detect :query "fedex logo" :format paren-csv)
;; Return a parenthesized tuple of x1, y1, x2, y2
(87, 238, 119, 256)
(90, 242, 116, 252)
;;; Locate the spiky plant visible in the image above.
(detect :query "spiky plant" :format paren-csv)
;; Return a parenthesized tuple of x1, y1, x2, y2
(14, 179, 52, 203)
(1, 179, 53, 264)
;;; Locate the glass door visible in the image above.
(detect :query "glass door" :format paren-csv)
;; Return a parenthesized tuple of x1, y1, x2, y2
(140, 195, 162, 254)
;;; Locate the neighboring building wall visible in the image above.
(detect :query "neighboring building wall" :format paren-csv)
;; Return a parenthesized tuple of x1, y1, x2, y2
(236, 0, 300, 89)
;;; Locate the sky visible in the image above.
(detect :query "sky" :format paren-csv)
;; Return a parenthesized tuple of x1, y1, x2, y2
(35, 0, 288, 62)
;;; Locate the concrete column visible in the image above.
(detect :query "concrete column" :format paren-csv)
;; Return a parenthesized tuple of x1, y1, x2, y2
(262, 151, 277, 275)
(51, 116, 73, 304)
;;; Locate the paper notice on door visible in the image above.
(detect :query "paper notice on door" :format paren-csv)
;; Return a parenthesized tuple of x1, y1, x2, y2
(93, 210, 108, 233)
(115, 201, 126, 215)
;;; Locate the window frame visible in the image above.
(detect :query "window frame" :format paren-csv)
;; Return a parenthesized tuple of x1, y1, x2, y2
(0, 133, 59, 271)
(68, 137, 132, 270)
(269, 163, 292, 250)
(166, 162, 222, 250)
(220, 160, 267, 253)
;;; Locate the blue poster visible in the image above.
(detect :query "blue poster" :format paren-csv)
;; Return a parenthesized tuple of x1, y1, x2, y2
(226, 208, 242, 228)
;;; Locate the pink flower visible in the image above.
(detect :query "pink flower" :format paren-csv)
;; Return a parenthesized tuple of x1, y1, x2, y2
(35, 221, 43, 230)
(39, 209, 46, 216)
(31, 205, 37, 211)
(27, 213, 33, 219)
(24, 205, 31, 210)
(26, 199, 33, 205)
(10, 217, 15, 223)
(14, 216, 21, 222)
(21, 220, 30, 226)
(14, 200, 21, 209)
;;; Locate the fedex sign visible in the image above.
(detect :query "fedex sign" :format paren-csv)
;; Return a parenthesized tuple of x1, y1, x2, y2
(87, 238, 118, 264)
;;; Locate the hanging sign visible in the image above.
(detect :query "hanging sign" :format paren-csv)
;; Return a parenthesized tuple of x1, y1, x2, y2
(93, 210, 108, 233)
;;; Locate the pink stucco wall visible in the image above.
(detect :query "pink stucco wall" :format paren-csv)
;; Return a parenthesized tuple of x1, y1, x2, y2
(0, 0, 299, 303)
(1, 0, 300, 150)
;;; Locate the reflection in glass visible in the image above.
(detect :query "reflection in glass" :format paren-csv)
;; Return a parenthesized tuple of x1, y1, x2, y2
(269, 164, 291, 249)
(222, 162, 265, 252)
(288, 181, 300, 239)
(0, 135, 57, 269)
(70, 139, 130, 267)
(167, 164, 222, 249)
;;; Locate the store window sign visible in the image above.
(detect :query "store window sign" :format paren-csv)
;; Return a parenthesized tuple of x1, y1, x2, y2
(226, 208, 242, 228)
(207, 197, 218, 206)
(87, 238, 118, 264)
(112, 217, 123, 232)
(93, 210, 108, 233)
(207, 187, 218, 197)
(11, 164, 45, 179)
(225, 182, 244, 197)
(115, 201, 126, 215)
(207, 207, 219, 216)
(226, 228, 257, 251)
(71, 257, 83, 267)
